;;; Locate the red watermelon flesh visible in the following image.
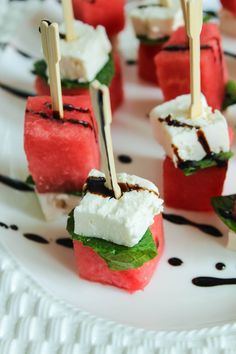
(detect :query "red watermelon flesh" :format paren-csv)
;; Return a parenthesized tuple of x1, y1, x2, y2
(73, 214, 164, 293)
(72, 0, 125, 37)
(34, 53, 123, 113)
(109, 51, 124, 111)
(163, 157, 228, 212)
(24, 96, 100, 193)
(138, 42, 163, 84)
(220, 0, 236, 16)
(155, 24, 228, 110)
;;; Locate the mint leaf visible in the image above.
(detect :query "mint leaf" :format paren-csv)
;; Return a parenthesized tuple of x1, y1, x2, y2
(32, 54, 114, 89)
(137, 35, 169, 46)
(25, 175, 35, 187)
(212, 194, 236, 233)
(203, 10, 218, 23)
(32, 60, 47, 81)
(223, 80, 236, 110)
(179, 151, 233, 176)
(67, 210, 158, 271)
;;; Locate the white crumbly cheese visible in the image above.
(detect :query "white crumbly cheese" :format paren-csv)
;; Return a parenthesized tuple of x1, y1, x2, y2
(58, 21, 111, 82)
(73, 169, 163, 247)
(219, 8, 236, 38)
(227, 230, 236, 251)
(37, 192, 81, 221)
(150, 94, 230, 165)
(130, 0, 183, 40)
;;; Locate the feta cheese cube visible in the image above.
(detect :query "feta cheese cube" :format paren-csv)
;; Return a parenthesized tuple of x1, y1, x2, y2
(37, 192, 81, 221)
(130, 0, 183, 40)
(59, 20, 112, 82)
(150, 94, 230, 165)
(73, 169, 163, 247)
(219, 8, 236, 38)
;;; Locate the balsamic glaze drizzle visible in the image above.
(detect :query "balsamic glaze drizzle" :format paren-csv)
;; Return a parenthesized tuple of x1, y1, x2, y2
(192, 276, 236, 287)
(0, 222, 8, 229)
(85, 176, 159, 198)
(163, 213, 223, 237)
(0, 175, 34, 192)
(26, 102, 96, 133)
(0, 82, 34, 99)
(163, 44, 211, 52)
(56, 238, 73, 249)
(224, 51, 236, 59)
(23, 233, 49, 244)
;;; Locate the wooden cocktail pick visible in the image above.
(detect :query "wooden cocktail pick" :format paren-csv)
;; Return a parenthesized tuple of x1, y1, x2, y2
(180, 0, 187, 28)
(40, 20, 63, 118)
(61, 0, 77, 41)
(90, 81, 122, 199)
(160, 0, 172, 7)
(187, 0, 203, 118)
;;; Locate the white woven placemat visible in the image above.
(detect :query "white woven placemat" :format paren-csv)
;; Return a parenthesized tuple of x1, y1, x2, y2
(1, 241, 236, 354)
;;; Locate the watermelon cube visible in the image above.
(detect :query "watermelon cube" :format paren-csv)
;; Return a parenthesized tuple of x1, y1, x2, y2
(24, 96, 100, 193)
(163, 157, 228, 212)
(155, 23, 228, 110)
(34, 53, 123, 113)
(73, 214, 164, 293)
(72, 0, 125, 37)
(138, 43, 163, 84)
(220, 0, 236, 16)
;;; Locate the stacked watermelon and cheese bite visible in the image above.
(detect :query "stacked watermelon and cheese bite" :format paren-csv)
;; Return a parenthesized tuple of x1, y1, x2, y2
(130, 0, 183, 84)
(67, 169, 164, 292)
(24, 95, 99, 220)
(33, 20, 123, 112)
(72, 0, 125, 39)
(150, 94, 233, 211)
(155, 23, 228, 110)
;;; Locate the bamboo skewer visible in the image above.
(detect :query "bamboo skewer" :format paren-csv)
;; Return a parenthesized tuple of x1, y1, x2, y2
(40, 20, 63, 118)
(160, 0, 172, 7)
(62, 0, 77, 41)
(90, 81, 122, 199)
(180, 0, 187, 28)
(186, 0, 203, 118)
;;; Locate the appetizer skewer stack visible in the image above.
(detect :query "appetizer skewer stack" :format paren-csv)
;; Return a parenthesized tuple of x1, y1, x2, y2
(155, 22, 228, 111)
(150, 0, 232, 212)
(130, 0, 184, 84)
(24, 20, 100, 220)
(33, 0, 123, 113)
(67, 81, 164, 292)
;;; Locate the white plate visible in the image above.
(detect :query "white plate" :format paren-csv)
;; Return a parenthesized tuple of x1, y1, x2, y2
(1, 0, 236, 351)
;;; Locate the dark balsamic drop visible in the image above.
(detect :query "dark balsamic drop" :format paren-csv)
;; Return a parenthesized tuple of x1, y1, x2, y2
(126, 60, 137, 65)
(192, 276, 236, 287)
(118, 154, 132, 164)
(215, 262, 226, 271)
(56, 238, 73, 249)
(168, 257, 183, 266)
(23, 233, 49, 244)
(0, 222, 8, 229)
(10, 224, 18, 231)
